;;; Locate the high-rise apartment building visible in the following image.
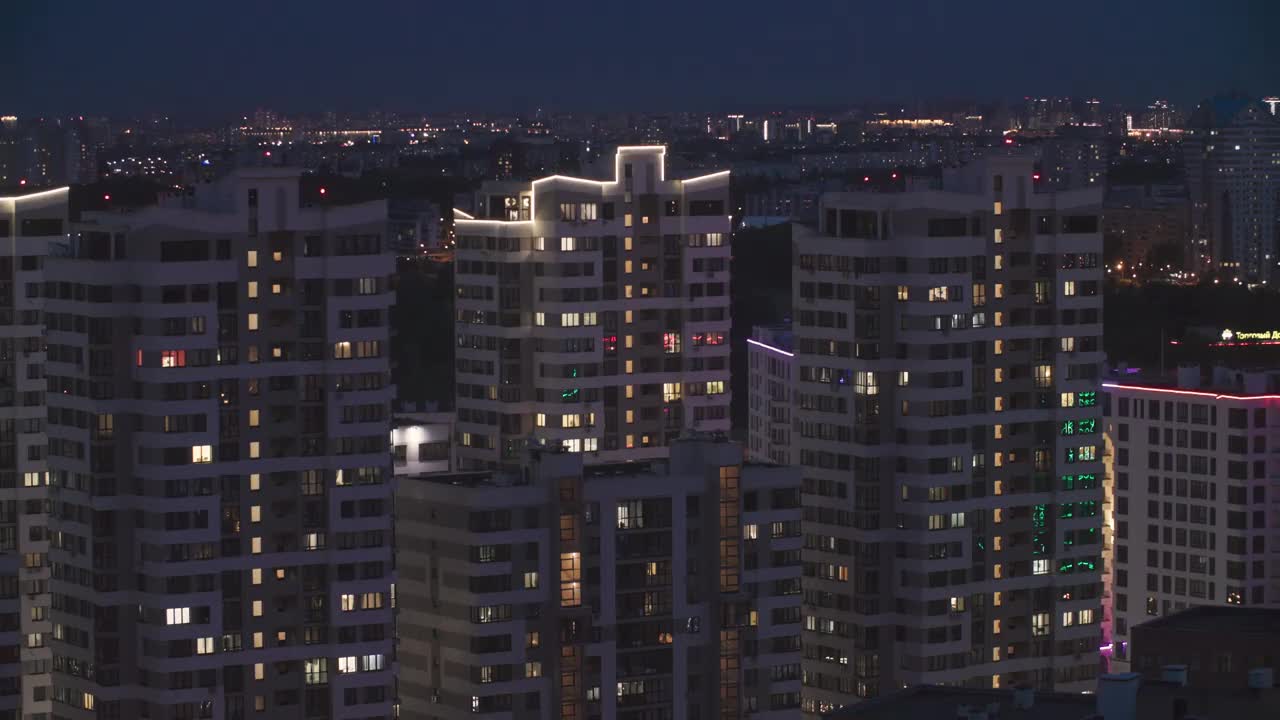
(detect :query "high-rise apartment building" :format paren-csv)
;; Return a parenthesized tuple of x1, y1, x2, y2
(396, 436, 803, 720)
(1, 186, 68, 720)
(452, 146, 731, 470)
(747, 325, 795, 466)
(26, 169, 396, 720)
(793, 155, 1105, 713)
(1102, 365, 1280, 673)
(1184, 94, 1280, 281)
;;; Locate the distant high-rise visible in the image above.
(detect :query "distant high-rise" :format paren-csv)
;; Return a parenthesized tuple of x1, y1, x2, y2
(1, 186, 67, 719)
(34, 170, 396, 720)
(747, 325, 795, 466)
(1184, 94, 1280, 281)
(396, 436, 804, 720)
(793, 155, 1106, 713)
(452, 146, 731, 469)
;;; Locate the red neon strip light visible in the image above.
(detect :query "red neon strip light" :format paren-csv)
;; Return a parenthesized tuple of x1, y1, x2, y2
(1102, 382, 1280, 401)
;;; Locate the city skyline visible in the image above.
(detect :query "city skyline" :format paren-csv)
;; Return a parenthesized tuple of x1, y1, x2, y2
(9, 0, 1277, 115)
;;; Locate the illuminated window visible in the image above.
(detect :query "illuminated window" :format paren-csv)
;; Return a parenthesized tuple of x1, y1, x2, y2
(993, 591, 1002, 607)
(252, 600, 263, 617)
(252, 568, 262, 585)
(247, 281, 259, 298)
(663, 332, 681, 354)
(248, 441, 260, 459)
(165, 607, 191, 625)
(625, 259, 633, 273)
(993, 201, 1002, 215)
(249, 473, 261, 491)
(249, 409, 260, 427)
(897, 285, 909, 301)
(247, 250, 258, 268)
(625, 334, 634, 348)
(340, 594, 356, 612)
(624, 213, 633, 228)
(523, 572, 539, 589)
(663, 383, 682, 402)
(191, 445, 212, 464)
(624, 237, 633, 251)
(706, 380, 725, 395)
(1060, 392, 1075, 408)
(536, 413, 546, 427)
(251, 537, 261, 554)
(161, 350, 186, 368)
(271, 283, 281, 295)
(250, 506, 261, 523)
(196, 637, 214, 655)
(625, 434, 635, 449)
(993, 619, 1002, 634)
(625, 385, 634, 399)
(272, 250, 283, 262)
(993, 228, 1003, 244)
(625, 360, 634, 374)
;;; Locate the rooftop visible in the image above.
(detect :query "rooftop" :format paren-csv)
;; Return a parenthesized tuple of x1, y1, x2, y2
(822, 686, 1092, 720)
(1133, 605, 1280, 635)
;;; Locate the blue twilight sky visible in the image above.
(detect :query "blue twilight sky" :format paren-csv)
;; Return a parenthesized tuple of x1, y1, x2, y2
(6, 0, 1278, 116)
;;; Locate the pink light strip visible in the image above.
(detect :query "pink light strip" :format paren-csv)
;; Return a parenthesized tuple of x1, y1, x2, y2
(747, 338, 794, 358)
(1102, 382, 1280, 401)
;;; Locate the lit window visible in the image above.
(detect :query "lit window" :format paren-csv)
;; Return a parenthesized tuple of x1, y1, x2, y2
(249, 473, 261, 491)
(196, 637, 214, 655)
(165, 607, 191, 625)
(663, 383, 682, 402)
(248, 441, 260, 459)
(247, 281, 258, 298)
(247, 313, 259, 331)
(247, 250, 258, 267)
(161, 350, 186, 368)
(625, 259, 633, 273)
(993, 228, 1003, 244)
(624, 213, 633, 227)
(251, 537, 261, 554)
(625, 360, 634, 374)
(191, 445, 212, 464)
(272, 251, 283, 262)
(340, 594, 356, 612)
(523, 572, 539, 589)
(338, 656, 358, 674)
(250, 506, 261, 523)
(1033, 559, 1050, 575)
(536, 413, 547, 427)
(993, 201, 1002, 215)
(534, 312, 546, 326)
(252, 568, 262, 585)
(252, 600, 263, 617)
(249, 409, 259, 427)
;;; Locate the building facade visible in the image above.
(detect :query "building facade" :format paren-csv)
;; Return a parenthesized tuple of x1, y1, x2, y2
(396, 436, 803, 720)
(793, 155, 1106, 713)
(1184, 95, 1280, 281)
(747, 325, 795, 466)
(32, 170, 396, 720)
(452, 146, 731, 469)
(0, 187, 68, 719)
(1103, 366, 1280, 673)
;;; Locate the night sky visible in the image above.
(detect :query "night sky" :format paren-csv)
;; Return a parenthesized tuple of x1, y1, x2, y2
(8, 0, 1278, 116)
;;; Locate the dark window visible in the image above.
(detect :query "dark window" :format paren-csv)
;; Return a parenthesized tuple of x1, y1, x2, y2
(688, 200, 724, 216)
(1061, 215, 1099, 234)
(20, 218, 63, 236)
